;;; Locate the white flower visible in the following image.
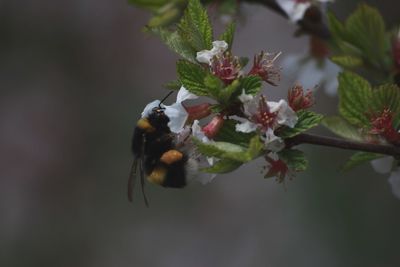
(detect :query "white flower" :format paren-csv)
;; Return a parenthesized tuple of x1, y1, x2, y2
(196, 40, 229, 65)
(388, 167, 400, 199)
(276, 0, 334, 23)
(282, 54, 341, 96)
(268, 99, 298, 128)
(140, 86, 198, 133)
(235, 91, 297, 152)
(371, 157, 393, 174)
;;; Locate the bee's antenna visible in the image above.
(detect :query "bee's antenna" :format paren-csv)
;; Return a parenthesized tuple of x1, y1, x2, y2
(159, 91, 174, 108)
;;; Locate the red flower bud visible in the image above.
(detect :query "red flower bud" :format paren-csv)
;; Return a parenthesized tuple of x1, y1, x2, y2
(288, 84, 314, 111)
(202, 115, 224, 139)
(248, 51, 281, 86)
(264, 156, 290, 184)
(369, 108, 400, 145)
(185, 103, 211, 121)
(210, 52, 241, 85)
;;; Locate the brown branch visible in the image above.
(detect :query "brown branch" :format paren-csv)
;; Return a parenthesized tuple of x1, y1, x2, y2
(285, 133, 400, 157)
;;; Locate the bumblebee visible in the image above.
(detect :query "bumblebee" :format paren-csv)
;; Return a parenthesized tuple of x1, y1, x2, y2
(128, 93, 189, 206)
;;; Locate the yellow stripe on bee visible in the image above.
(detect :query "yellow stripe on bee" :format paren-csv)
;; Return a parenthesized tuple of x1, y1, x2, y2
(137, 118, 155, 132)
(160, 150, 183, 165)
(147, 167, 167, 185)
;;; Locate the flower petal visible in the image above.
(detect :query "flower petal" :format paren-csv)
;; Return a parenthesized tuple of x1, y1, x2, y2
(238, 89, 254, 103)
(196, 50, 214, 64)
(371, 156, 394, 174)
(196, 40, 228, 65)
(235, 120, 258, 133)
(192, 120, 210, 143)
(164, 103, 188, 133)
(268, 99, 298, 128)
(276, 0, 311, 22)
(388, 167, 400, 199)
(264, 128, 285, 152)
(211, 40, 228, 54)
(141, 100, 162, 118)
(176, 86, 198, 103)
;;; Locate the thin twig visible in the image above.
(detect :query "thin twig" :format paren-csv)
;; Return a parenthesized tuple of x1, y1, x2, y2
(285, 133, 400, 157)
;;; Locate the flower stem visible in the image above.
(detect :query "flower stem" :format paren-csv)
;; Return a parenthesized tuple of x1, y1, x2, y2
(285, 133, 400, 157)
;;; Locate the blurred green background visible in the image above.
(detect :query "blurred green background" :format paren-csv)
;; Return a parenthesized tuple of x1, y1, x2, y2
(1, 1, 399, 267)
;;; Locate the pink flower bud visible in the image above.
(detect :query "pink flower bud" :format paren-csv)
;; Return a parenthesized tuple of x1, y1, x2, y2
(202, 115, 225, 139)
(210, 52, 241, 85)
(185, 103, 211, 122)
(369, 108, 400, 145)
(288, 84, 314, 111)
(264, 156, 289, 184)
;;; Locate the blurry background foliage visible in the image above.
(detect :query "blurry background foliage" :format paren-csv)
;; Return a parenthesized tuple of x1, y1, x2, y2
(1, 1, 400, 267)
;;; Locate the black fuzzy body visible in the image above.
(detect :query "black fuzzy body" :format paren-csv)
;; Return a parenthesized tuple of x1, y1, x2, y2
(131, 109, 187, 188)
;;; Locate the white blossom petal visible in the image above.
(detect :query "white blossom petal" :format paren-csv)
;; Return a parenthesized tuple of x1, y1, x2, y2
(141, 100, 162, 118)
(264, 128, 285, 152)
(268, 99, 298, 128)
(211, 40, 228, 54)
(276, 0, 311, 22)
(164, 103, 188, 133)
(176, 86, 198, 103)
(238, 89, 254, 103)
(196, 50, 215, 64)
(371, 156, 394, 174)
(192, 120, 210, 143)
(235, 120, 258, 133)
(388, 167, 400, 199)
(196, 40, 228, 65)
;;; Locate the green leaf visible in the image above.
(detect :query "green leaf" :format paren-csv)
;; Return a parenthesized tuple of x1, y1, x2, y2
(214, 119, 256, 147)
(177, 60, 209, 95)
(219, 79, 240, 103)
(219, 22, 235, 50)
(193, 136, 263, 162)
(204, 74, 224, 98)
(202, 158, 242, 173)
(331, 55, 363, 68)
(338, 72, 372, 126)
(372, 84, 400, 114)
(278, 149, 308, 172)
(240, 75, 262, 95)
(278, 111, 323, 139)
(345, 4, 386, 63)
(178, 0, 213, 51)
(150, 28, 197, 62)
(327, 12, 346, 41)
(322, 116, 365, 142)
(343, 152, 384, 171)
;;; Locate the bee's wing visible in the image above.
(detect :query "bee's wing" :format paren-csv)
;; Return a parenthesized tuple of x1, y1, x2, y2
(139, 154, 149, 207)
(127, 157, 138, 202)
